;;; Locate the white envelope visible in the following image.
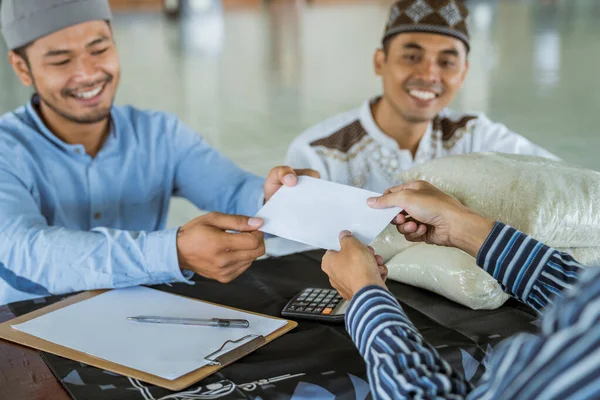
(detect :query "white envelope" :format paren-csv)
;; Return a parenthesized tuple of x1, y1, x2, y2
(256, 176, 401, 251)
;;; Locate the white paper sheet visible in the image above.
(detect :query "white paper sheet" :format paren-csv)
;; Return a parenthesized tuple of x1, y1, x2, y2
(13, 287, 287, 380)
(265, 237, 318, 257)
(256, 176, 402, 251)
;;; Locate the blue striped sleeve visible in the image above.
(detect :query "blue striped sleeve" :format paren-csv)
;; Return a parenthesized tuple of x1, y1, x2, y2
(346, 285, 471, 399)
(345, 223, 591, 399)
(476, 222, 585, 313)
(469, 267, 600, 400)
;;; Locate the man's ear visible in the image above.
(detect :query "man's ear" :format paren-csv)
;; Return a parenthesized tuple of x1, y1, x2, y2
(374, 48, 386, 77)
(8, 51, 34, 87)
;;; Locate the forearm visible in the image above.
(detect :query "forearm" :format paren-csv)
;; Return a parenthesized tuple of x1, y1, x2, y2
(475, 222, 584, 312)
(346, 286, 471, 399)
(0, 225, 191, 300)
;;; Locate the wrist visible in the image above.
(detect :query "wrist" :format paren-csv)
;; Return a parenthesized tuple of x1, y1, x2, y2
(176, 226, 188, 271)
(449, 209, 495, 258)
(351, 279, 387, 299)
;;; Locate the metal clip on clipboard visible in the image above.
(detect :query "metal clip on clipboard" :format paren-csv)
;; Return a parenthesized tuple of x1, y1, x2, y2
(204, 334, 267, 366)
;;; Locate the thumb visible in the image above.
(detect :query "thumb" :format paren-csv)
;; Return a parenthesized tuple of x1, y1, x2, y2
(339, 230, 361, 250)
(266, 166, 297, 187)
(367, 190, 408, 210)
(204, 213, 263, 231)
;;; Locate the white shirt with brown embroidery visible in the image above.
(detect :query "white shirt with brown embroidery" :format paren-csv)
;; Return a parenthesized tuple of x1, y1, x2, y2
(286, 98, 558, 192)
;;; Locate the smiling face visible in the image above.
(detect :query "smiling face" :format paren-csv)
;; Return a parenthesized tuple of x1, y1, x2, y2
(9, 20, 120, 125)
(374, 32, 469, 124)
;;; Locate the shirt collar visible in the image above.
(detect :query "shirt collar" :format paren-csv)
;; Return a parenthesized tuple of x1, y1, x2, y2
(26, 95, 117, 156)
(358, 96, 434, 153)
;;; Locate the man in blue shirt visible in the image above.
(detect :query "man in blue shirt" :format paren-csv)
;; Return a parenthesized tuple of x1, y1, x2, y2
(322, 181, 597, 399)
(0, 0, 317, 305)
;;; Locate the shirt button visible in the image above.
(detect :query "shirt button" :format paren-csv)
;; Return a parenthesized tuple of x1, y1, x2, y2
(94, 212, 101, 220)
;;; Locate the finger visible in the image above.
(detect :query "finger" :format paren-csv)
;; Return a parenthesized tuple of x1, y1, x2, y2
(398, 221, 418, 234)
(267, 166, 297, 187)
(404, 232, 426, 242)
(415, 224, 428, 236)
(204, 212, 263, 231)
(392, 214, 407, 225)
(375, 255, 384, 265)
(367, 246, 375, 255)
(220, 244, 266, 266)
(379, 264, 388, 281)
(367, 180, 437, 209)
(367, 190, 410, 210)
(294, 168, 320, 179)
(339, 230, 362, 250)
(386, 180, 430, 193)
(221, 231, 265, 251)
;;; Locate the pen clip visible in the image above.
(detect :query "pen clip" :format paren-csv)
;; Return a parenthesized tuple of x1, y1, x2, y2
(204, 334, 265, 366)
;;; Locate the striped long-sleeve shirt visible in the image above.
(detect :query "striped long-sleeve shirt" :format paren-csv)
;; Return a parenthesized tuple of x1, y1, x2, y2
(346, 222, 597, 399)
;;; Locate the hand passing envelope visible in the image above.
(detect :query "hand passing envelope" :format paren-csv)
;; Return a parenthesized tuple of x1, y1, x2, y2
(256, 176, 402, 251)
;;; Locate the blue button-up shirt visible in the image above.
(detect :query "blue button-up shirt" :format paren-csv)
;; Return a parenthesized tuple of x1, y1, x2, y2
(0, 98, 265, 305)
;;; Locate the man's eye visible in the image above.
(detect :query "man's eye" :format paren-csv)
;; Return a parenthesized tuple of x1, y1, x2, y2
(92, 48, 108, 56)
(441, 60, 457, 68)
(51, 60, 70, 66)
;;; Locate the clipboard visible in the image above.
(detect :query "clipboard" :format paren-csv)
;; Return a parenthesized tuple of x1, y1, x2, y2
(0, 290, 297, 391)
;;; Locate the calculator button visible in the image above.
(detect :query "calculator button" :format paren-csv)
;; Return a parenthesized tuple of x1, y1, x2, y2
(327, 303, 337, 308)
(304, 307, 314, 313)
(297, 297, 307, 301)
(296, 302, 310, 307)
(313, 307, 323, 314)
(295, 306, 304, 312)
(322, 308, 333, 315)
(287, 306, 296, 311)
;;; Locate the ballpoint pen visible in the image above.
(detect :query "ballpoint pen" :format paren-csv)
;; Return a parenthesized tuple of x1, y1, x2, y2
(126, 316, 250, 328)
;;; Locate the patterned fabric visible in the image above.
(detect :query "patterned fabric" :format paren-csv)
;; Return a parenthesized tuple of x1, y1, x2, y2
(286, 99, 558, 193)
(384, 0, 471, 50)
(346, 222, 599, 399)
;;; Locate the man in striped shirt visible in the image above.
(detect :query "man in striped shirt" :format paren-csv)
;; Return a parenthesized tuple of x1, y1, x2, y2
(322, 180, 596, 399)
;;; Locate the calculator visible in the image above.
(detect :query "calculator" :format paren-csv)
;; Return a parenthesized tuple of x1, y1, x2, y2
(281, 288, 349, 322)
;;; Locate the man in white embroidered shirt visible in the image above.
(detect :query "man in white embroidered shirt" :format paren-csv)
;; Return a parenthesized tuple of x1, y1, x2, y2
(286, 0, 557, 191)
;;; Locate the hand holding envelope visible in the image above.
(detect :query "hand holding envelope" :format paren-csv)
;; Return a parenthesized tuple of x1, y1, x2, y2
(176, 167, 319, 284)
(256, 176, 402, 251)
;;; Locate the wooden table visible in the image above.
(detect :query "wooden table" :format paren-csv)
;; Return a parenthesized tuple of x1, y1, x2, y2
(0, 305, 69, 400)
